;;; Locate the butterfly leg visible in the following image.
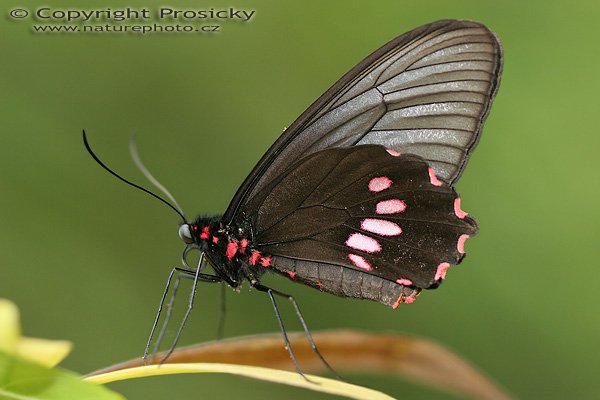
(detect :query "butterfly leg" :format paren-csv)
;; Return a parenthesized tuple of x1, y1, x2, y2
(254, 283, 342, 380)
(143, 258, 223, 363)
(151, 267, 206, 356)
(150, 271, 182, 357)
(160, 255, 224, 363)
(143, 267, 177, 362)
(252, 283, 313, 381)
(216, 283, 226, 340)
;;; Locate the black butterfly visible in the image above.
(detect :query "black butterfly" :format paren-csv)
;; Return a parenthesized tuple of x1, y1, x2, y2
(84, 19, 502, 376)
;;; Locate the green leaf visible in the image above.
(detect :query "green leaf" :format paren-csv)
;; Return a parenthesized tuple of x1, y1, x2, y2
(0, 299, 72, 368)
(85, 363, 394, 400)
(0, 352, 124, 400)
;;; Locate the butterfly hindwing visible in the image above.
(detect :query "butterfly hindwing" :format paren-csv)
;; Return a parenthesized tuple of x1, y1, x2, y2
(243, 145, 477, 298)
(224, 20, 502, 224)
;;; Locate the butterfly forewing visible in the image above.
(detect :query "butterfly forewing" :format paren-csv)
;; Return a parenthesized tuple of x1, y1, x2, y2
(224, 20, 502, 224)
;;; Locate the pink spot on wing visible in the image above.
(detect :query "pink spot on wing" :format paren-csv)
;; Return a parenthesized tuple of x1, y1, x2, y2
(435, 262, 451, 281)
(287, 271, 296, 279)
(348, 254, 373, 271)
(428, 167, 443, 186)
(396, 278, 413, 286)
(260, 256, 272, 267)
(386, 148, 400, 157)
(361, 218, 402, 236)
(226, 240, 238, 260)
(403, 296, 416, 304)
(212, 236, 219, 244)
(368, 176, 392, 192)
(454, 198, 468, 219)
(249, 250, 260, 266)
(346, 233, 381, 253)
(376, 199, 406, 214)
(457, 234, 470, 254)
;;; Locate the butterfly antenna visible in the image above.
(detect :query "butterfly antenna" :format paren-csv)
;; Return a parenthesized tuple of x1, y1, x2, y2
(82, 130, 188, 223)
(129, 133, 186, 220)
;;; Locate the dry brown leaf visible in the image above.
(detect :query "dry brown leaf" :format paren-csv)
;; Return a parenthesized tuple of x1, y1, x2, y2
(88, 330, 511, 400)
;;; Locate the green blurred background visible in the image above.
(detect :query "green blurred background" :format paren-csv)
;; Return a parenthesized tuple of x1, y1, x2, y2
(1, 0, 598, 399)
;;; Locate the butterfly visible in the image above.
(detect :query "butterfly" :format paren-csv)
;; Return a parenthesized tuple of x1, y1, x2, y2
(84, 19, 502, 375)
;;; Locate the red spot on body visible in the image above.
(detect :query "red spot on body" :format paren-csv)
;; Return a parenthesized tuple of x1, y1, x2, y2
(260, 256, 272, 267)
(249, 250, 260, 266)
(376, 199, 406, 214)
(392, 295, 403, 309)
(348, 254, 373, 271)
(361, 218, 402, 236)
(396, 278, 413, 286)
(393, 294, 416, 308)
(368, 176, 392, 192)
(454, 198, 468, 219)
(457, 234, 469, 254)
(226, 240, 238, 260)
(316, 280, 323, 291)
(200, 226, 210, 240)
(212, 236, 219, 244)
(435, 262, 451, 281)
(346, 233, 381, 253)
(287, 271, 296, 279)
(386, 148, 400, 157)
(428, 167, 443, 187)
(240, 239, 249, 254)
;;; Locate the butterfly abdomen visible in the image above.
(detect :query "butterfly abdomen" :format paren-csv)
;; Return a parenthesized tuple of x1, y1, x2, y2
(270, 256, 422, 307)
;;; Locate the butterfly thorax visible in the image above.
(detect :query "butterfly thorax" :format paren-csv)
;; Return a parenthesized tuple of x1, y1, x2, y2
(190, 215, 270, 288)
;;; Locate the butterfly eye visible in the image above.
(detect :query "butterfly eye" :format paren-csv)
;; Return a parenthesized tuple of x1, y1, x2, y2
(178, 224, 194, 244)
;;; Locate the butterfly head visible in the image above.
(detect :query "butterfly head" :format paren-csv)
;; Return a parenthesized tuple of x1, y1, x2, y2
(178, 223, 194, 244)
